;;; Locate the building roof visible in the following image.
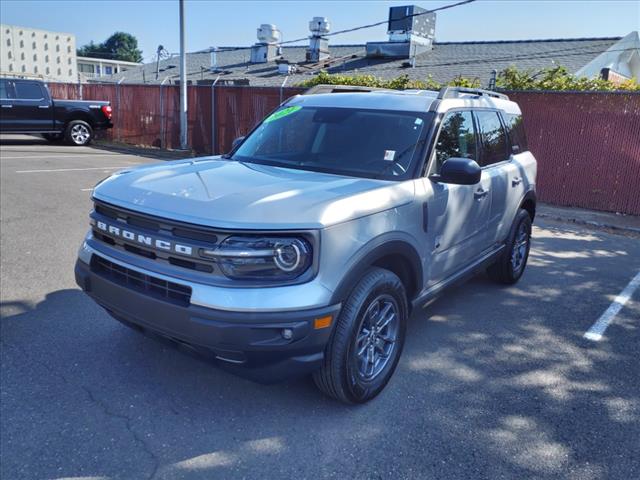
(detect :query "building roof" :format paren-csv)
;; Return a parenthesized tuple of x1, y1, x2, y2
(104, 37, 622, 87)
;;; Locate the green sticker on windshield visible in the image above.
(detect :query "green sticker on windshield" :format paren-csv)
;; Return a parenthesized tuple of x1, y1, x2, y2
(264, 105, 302, 123)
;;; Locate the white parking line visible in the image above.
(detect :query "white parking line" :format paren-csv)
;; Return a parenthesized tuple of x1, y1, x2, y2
(1, 154, 121, 160)
(16, 166, 136, 173)
(584, 270, 640, 341)
(80, 188, 93, 191)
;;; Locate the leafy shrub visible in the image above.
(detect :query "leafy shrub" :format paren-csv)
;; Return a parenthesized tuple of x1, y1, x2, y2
(297, 67, 640, 92)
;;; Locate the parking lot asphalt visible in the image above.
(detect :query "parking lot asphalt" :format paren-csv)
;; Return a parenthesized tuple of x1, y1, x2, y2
(1, 135, 639, 480)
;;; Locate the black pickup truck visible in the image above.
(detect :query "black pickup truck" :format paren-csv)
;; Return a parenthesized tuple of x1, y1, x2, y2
(0, 77, 113, 146)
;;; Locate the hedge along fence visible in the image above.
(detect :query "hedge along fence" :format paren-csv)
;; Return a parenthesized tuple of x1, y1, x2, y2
(45, 82, 640, 215)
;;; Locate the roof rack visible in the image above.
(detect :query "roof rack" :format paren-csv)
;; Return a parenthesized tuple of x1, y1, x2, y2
(303, 84, 392, 95)
(437, 87, 509, 100)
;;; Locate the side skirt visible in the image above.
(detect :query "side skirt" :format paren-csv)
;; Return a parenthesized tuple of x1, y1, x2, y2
(411, 244, 506, 310)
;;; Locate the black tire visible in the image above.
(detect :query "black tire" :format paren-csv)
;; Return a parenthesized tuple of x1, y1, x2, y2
(64, 120, 93, 146)
(487, 208, 532, 284)
(313, 267, 408, 404)
(42, 133, 64, 143)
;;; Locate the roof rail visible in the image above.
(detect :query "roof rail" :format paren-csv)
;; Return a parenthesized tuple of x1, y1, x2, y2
(303, 84, 392, 95)
(437, 86, 509, 100)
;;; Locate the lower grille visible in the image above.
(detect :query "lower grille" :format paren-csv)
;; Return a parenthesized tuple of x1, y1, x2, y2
(91, 255, 192, 306)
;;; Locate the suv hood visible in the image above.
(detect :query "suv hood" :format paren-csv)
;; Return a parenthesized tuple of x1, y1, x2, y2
(93, 157, 415, 229)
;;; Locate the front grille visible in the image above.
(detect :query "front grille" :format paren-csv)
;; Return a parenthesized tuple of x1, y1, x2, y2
(91, 255, 192, 306)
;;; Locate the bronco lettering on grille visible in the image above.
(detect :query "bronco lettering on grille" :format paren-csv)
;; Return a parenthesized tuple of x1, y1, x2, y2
(96, 220, 193, 256)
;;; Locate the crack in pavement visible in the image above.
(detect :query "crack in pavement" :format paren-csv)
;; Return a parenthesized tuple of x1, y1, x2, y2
(1, 340, 161, 480)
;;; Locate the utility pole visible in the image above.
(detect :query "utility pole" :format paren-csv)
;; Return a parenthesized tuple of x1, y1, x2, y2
(179, 0, 188, 150)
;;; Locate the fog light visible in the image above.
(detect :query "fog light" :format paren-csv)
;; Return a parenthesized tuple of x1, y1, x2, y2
(282, 328, 293, 340)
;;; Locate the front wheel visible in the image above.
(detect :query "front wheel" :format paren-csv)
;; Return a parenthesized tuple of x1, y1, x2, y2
(64, 120, 93, 146)
(313, 267, 408, 404)
(487, 208, 532, 284)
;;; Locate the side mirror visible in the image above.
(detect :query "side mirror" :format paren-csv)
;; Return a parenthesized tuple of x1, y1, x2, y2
(231, 136, 245, 151)
(430, 157, 481, 185)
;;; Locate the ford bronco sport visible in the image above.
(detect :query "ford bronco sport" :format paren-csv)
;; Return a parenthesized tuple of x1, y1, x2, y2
(75, 85, 537, 404)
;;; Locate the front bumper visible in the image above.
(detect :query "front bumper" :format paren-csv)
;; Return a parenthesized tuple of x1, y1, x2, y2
(75, 257, 340, 383)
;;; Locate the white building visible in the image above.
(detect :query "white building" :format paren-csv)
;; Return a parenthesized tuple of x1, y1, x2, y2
(0, 24, 77, 82)
(575, 31, 640, 83)
(77, 56, 141, 80)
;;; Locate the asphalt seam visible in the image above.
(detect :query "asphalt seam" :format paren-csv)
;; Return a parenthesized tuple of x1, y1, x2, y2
(1, 340, 160, 480)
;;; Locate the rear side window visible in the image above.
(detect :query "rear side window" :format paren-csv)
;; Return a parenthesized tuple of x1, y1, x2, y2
(433, 111, 477, 173)
(0, 80, 13, 99)
(475, 111, 509, 167)
(503, 113, 529, 153)
(14, 81, 44, 100)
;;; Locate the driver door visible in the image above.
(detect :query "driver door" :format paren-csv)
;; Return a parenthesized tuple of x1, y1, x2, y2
(423, 110, 492, 284)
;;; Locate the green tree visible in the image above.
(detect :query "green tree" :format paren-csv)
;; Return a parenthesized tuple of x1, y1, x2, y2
(77, 32, 143, 63)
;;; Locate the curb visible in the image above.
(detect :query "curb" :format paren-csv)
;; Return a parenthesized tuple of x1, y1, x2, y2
(537, 211, 640, 235)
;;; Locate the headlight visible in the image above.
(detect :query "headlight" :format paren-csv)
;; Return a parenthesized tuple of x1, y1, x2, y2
(202, 236, 312, 280)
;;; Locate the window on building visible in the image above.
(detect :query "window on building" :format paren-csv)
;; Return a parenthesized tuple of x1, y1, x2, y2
(8, 64, 13, 72)
(78, 63, 94, 73)
(19, 30, 23, 36)
(105, 66, 113, 75)
(33, 53, 37, 61)
(45, 55, 49, 62)
(32, 41, 36, 49)
(46, 67, 50, 75)
(475, 111, 509, 167)
(33, 66, 38, 73)
(502, 113, 529, 154)
(67, 46, 71, 53)
(96, 65, 101, 75)
(68, 58, 72, 65)
(44, 33, 48, 38)
(21, 52, 25, 60)
(56, 45, 60, 52)
(6, 38, 10, 47)
(21, 65, 26, 72)
(7, 51, 11, 59)
(68, 68, 73, 76)
(56, 56, 60, 64)
(44, 43, 49, 51)
(57, 68, 61, 75)
(19, 40, 24, 48)
(432, 110, 477, 174)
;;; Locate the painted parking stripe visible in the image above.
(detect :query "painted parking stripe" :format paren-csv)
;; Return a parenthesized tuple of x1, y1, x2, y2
(1, 154, 120, 160)
(584, 270, 640, 341)
(16, 166, 137, 173)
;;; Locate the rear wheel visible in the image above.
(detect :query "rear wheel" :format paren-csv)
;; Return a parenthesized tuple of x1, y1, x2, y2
(487, 208, 532, 284)
(64, 120, 93, 146)
(42, 133, 64, 143)
(313, 267, 408, 404)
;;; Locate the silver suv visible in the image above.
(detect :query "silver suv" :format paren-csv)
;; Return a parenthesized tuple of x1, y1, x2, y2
(75, 85, 537, 404)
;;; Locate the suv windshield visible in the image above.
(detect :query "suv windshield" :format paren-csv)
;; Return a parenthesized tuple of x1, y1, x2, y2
(232, 106, 432, 180)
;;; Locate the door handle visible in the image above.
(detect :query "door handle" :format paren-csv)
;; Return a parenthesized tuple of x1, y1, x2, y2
(1, 104, 12, 108)
(38, 105, 50, 109)
(512, 177, 522, 187)
(474, 188, 489, 200)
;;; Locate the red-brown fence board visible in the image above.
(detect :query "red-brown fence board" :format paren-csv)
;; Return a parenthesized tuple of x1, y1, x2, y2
(509, 92, 640, 215)
(40, 83, 640, 215)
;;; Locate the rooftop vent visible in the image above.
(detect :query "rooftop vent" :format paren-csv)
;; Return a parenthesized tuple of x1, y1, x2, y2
(250, 24, 282, 63)
(366, 5, 436, 59)
(306, 17, 331, 62)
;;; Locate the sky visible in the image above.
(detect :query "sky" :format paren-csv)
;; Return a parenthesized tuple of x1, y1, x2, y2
(1, 0, 638, 62)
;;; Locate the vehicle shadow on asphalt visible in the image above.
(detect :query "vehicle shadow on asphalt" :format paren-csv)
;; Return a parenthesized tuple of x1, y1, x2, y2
(1, 222, 639, 479)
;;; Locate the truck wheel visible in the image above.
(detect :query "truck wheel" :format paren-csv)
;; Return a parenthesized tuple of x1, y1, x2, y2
(313, 267, 408, 404)
(487, 209, 532, 284)
(42, 133, 64, 143)
(65, 120, 93, 146)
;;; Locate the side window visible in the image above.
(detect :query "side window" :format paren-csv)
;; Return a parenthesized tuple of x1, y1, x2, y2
(503, 113, 529, 154)
(433, 111, 476, 173)
(14, 81, 45, 100)
(0, 80, 14, 99)
(475, 111, 509, 167)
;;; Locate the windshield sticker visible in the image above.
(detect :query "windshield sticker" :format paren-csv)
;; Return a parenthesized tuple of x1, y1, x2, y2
(414, 118, 423, 125)
(264, 105, 302, 123)
(384, 150, 396, 161)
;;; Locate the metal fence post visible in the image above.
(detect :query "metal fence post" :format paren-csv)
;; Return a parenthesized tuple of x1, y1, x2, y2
(210, 75, 221, 155)
(116, 78, 125, 142)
